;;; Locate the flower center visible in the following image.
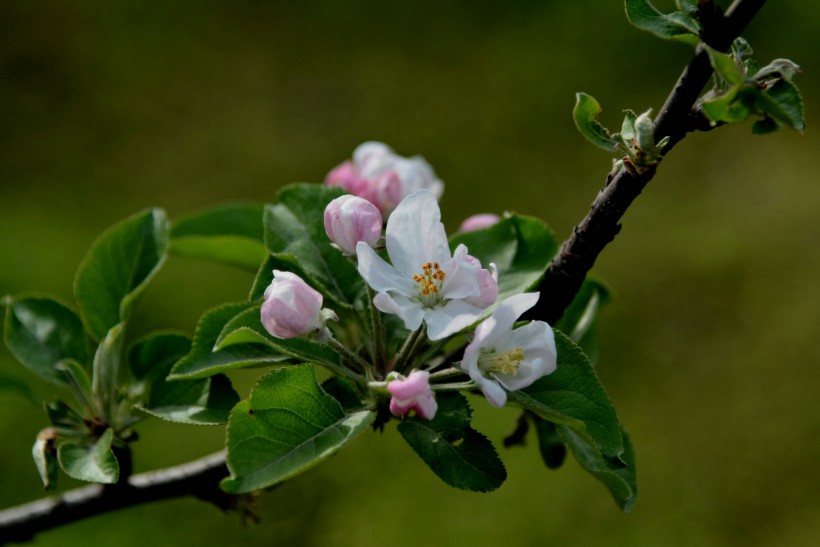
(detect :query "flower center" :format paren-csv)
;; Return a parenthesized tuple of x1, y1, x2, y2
(479, 347, 525, 376)
(412, 262, 446, 306)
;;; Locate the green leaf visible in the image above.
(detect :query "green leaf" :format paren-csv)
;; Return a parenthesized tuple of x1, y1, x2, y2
(74, 209, 169, 341)
(702, 85, 756, 124)
(705, 46, 745, 86)
(449, 214, 558, 303)
(755, 79, 805, 133)
(573, 93, 618, 151)
(215, 304, 340, 367)
(3, 295, 89, 385)
(558, 424, 638, 512)
(752, 116, 780, 135)
(508, 331, 623, 458)
(222, 365, 375, 493)
(556, 277, 612, 365)
(321, 377, 364, 412)
(620, 109, 638, 142)
(170, 202, 267, 271)
(753, 58, 800, 83)
(58, 428, 119, 484)
(56, 359, 95, 412)
(128, 332, 192, 384)
(264, 184, 363, 309)
(91, 323, 125, 422)
(45, 400, 86, 431)
(397, 392, 506, 492)
(535, 417, 567, 469)
(138, 374, 240, 426)
(0, 372, 38, 406)
(249, 255, 276, 301)
(625, 0, 700, 46)
(169, 302, 285, 380)
(32, 430, 59, 491)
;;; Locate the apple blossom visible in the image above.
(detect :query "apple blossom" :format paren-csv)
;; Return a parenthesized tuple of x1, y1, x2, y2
(460, 292, 557, 408)
(324, 195, 383, 255)
(261, 270, 337, 339)
(356, 190, 495, 340)
(387, 370, 437, 420)
(325, 141, 443, 214)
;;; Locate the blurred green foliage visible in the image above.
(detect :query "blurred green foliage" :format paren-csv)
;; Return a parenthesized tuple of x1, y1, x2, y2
(2, 1, 819, 545)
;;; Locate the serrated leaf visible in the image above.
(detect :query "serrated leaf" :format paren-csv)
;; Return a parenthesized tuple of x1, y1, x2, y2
(573, 93, 618, 151)
(222, 365, 375, 493)
(32, 430, 59, 490)
(508, 331, 623, 458)
(128, 332, 192, 384)
(74, 209, 169, 341)
(91, 323, 125, 422)
(169, 302, 285, 380)
(215, 304, 340, 367)
(625, 0, 700, 46)
(702, 85, 756, 124)
(3, 295, 89, 385)
(449, 214, 558, 304)
(755, 79, 805, 133)
(705, 46, 745, 86)
(752, 116, 780, 135)
(397, 392, 506, 492)
(58, 428, 119, 484)
(559, 424, 637, 512)
(264, 184, 363, 309)
(138, 374, 239, 425)
(754, 58, 800, 83)
(321, 377, 364, 412)
(170, 202, 267, 271)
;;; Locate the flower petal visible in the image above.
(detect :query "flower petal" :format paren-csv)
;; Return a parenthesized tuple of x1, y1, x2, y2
(385, 190, 450, 277)
(481, 292, 540, 348)
(476, 375, 507, 408)
(440, 245, 480, 300)
(373, 291, 424, 331)
(356, 242, 414, 294)
(424, 299, 485, 341)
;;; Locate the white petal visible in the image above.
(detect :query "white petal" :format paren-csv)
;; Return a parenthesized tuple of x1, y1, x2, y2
(440, 245, 480, 300)
(373, 292, 424, 331)
(385, 190, 450, 277)
(477, 376, 507, 408)
(356, 242, 414, 294)
(482, 292, 540, 348)
(424, 300, 485, 341)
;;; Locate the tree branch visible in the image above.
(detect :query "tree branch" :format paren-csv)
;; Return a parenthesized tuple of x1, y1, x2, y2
(0, 451, 231, 545)
(528, 0, 767, 325)
(0, 1, 772, 543)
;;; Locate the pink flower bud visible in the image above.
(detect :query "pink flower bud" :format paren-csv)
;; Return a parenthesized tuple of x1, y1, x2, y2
(261, 270, 328, 339)
(458, 213, 501, 233)
(387, 370, 437, 420)
(324, 195, 383, 255)
(463, 255, 498, 308)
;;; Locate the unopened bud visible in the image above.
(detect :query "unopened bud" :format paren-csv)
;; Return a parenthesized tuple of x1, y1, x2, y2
(324, 195, 383, 255)
(261, 271, 335, 339)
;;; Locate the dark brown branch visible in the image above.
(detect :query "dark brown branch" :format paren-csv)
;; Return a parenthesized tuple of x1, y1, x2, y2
(0, 452, 231, 545)
(529, 0, 767, 325)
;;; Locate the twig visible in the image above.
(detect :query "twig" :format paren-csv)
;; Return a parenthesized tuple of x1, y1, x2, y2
(0, 451, 230, 545)
(528, 0, 767, 325)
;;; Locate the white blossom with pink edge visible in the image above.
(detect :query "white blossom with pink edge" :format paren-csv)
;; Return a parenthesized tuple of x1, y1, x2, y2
(260, 270, 337, 340)
(325, 141, 443, 215)
(324, 195, 383, 255)
(356, 190, 497, 341)
(460, 292, 557, 408)
(387, 370, 437, 420)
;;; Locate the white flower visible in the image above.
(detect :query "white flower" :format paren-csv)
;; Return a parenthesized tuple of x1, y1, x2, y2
(356, 190, 495, 341)
(460, 292, 557, 408)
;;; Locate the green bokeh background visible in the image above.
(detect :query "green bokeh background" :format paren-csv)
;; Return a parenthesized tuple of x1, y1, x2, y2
(2, 1, 818, 545)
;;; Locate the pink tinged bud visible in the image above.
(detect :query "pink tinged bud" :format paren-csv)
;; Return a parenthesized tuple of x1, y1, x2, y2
(459, 213, 501, 233)
(463, 255, 499, 308)
(261, 270, 326, 339)
(367, 171, 403, 215)
(324, 195, 383, 255)
(387, 370, 437, 420)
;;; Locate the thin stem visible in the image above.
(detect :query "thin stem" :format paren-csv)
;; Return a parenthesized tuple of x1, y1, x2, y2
(429, 367, 467, 382)
(431, 381, 475, 392)
(392, 325, 424, 374)
(326, 337, 371, 375)
(394, 325, 427, 375)
(366, 286, 388, 377)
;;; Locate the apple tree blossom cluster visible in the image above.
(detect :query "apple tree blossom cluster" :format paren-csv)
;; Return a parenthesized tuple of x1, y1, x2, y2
(260, 142, 557, 420)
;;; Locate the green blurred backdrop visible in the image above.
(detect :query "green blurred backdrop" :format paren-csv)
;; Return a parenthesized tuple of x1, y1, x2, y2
(2, 1, 818, 545)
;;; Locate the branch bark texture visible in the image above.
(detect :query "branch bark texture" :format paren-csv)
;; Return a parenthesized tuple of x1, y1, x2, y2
(529, 0, 767, 325)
